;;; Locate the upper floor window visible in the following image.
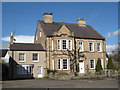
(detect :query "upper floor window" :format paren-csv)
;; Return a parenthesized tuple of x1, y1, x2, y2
(89, 59, 95, 69)
(52, 40, 54, 51)
(78, 41, 84, 52)
(68, 40, 72, 50)
(89, 42, 94, 52)
(19, 53, 25, 62)
(62, 40, 67, 50)
(57, 39, 72, 50)
(33, 53, 38, 62)
(97, 43, 102, 52)
(57, 40, 61, 50)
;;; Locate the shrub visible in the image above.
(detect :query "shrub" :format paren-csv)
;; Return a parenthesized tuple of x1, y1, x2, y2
(107, 56, 115, 70)
(95, 58, 103, 72)
(47, 69, 57, 74)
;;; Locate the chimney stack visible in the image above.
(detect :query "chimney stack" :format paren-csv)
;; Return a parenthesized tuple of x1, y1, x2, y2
(43, 13, 52, 23)
(10, 32, 14, 44)
(77, 18, 86, 26)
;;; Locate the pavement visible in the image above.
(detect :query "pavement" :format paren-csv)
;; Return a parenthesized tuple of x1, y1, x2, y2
(1, 78, 118, 88)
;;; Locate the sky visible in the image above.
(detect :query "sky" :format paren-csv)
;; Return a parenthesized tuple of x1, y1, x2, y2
(1, 2, 119, 54)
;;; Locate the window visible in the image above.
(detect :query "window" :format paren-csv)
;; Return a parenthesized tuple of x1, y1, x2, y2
(62, 40, 67, 50)
(33, 53, 38, 61)
(52, 59, 54, 70)
(52, 40, 54, 51)
(40, 31, 41, 37)
(78, 41, 84, 52)
(17, 65, 33, 75)
(58, 59, 61, 70)
(97, 43, 102, 52)
(57, 39, 72, 50)
(90, 59, 95, 69)
(57, 40, 61, 50)
(36, 36, 38, 40)
(19, 53, 25, 62)
(63, 59, 68, 70)
(68, 40, 72, 50)
(89, 42, 94, 52)
(100, 59, 104, 68)
(58, 58, 69, 70)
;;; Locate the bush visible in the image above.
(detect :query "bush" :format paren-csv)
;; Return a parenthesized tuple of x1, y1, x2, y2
(95, 58, 103, 72)
(47, 69, 57, 74)
(107, 56, 115, 70)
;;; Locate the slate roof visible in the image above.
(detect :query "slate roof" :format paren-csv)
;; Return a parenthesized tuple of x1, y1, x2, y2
(10, 43, 46, 51)
(0, 49, 8, 57)
(38, 21, 105, 40)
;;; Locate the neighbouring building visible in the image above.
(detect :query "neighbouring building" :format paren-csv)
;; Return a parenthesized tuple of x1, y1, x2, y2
(9, 13, 107, 79)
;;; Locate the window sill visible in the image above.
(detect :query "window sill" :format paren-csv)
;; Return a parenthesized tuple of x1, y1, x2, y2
(33, 60, 39, 62)
(19, 61, 25, 63)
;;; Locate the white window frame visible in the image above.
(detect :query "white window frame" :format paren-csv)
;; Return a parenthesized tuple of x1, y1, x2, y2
(57, 39, 61, 50)
(32, 53, 39, 62)
(19, 53, 26, 62)
(62, 39, 68, 50)
(58, 59, 61, 70)
(78, 41, 84, 52)
(62, 58, 68, 70)
(100, 59, 104, 69)
(52, 40, 54, 51)
(36, 36, 38, 40)
(89, 42, 94, 52)
(97, 42, 102, 52)
(68, 40, 72, 50)
(52, 59, 54, 70)
(40, 31, 41, 37)
(89, 59, 95, 69)
(17, 64, 33, 75)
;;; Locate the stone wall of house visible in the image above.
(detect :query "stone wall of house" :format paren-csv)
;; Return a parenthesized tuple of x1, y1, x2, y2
(9, 51, 46, 79)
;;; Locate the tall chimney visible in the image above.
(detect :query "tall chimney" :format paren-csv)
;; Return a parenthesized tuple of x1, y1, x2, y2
(10, 32, 14, 44)
(43, 13, 52, 23)
(77, 18, 86, 26)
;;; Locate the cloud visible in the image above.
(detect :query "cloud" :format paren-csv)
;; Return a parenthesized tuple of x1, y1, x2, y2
(107, 29, 120, 38)
(106, 44, 118, 55)
(1, 35, 34, 43)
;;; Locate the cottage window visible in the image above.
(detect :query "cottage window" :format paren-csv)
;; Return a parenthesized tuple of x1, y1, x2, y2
(63, 59, 68, 70)
(33, 53, 38, 61)
(78, 41, 84, 52)
(19, 53, 25, 62)
(97, 43, 102, 52)
(17, 65, 33, 75)
(89, 42, 94, 52)
(90, 59, 95, 69)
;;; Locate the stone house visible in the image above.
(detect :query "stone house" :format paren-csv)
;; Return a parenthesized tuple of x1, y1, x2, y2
(9, 13, 107, 79)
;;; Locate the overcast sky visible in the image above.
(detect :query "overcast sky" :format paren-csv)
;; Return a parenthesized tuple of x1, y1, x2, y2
(1, 2, 119, 54)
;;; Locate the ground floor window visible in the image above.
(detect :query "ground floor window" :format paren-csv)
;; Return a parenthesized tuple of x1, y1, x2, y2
(58, 58, 68, 70)
(89, 59, 95, 69)
(17, 64, 33, 75)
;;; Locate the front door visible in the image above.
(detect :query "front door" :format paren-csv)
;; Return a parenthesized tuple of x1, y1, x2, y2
(79, 60, 85, 73)
(38, 66, 42, 78)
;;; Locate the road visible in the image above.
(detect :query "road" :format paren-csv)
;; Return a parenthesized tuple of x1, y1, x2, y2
(2, 78, 118, 88)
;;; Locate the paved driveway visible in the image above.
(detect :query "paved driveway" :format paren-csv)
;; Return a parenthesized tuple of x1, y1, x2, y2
(2, 79, 118, 88)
